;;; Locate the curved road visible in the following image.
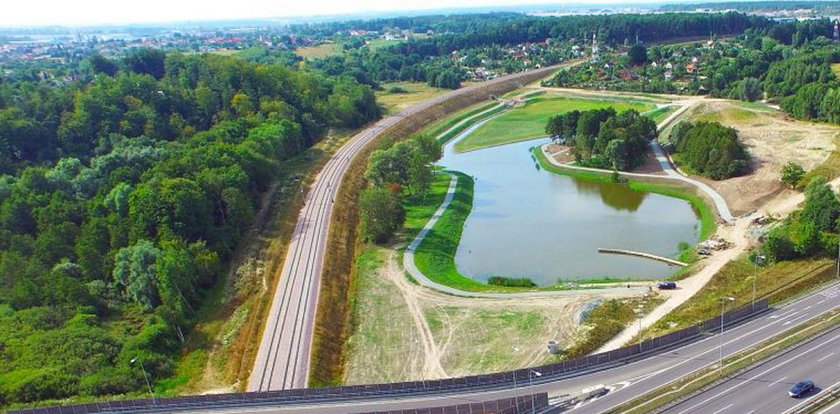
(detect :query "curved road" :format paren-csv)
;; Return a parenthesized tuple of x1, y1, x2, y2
(247, 64, 566, 392)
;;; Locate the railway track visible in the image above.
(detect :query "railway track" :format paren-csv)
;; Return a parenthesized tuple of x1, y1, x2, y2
(247, 64, 565, 392)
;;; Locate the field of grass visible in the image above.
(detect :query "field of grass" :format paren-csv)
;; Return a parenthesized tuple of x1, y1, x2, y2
(832, 63, 840, 77)
(454, 97, 653, 152)
(696, 106, 760, 123)
(534, 149, 716, 241)
(644, 105, 677, 124)
(295, 43, 343, 59)
(343, 246, 425, 385)
(421, 101, 499, 141)
(376, 82, 452, 114)
(646, 256, 836, 338)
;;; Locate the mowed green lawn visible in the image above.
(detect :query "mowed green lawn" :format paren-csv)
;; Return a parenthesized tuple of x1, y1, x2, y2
(453, 97, 654, 152)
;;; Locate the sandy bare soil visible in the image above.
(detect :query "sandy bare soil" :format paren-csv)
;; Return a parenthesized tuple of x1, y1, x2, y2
(684, 101, 840, 216)
(343, 248, 638, 384)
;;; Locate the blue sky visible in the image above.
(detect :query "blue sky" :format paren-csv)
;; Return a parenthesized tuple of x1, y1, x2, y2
(0, 0, 662, 27)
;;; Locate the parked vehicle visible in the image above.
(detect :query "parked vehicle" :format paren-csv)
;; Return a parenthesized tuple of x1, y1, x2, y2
(657, 281, 677, 290)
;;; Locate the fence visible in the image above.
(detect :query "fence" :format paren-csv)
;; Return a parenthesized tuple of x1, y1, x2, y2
(357, 392, 549, 414)
(8, 300, 768, 414)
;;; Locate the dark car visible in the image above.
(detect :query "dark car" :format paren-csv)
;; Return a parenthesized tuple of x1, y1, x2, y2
(789, 380, 815, 398)
(657, 281, 677, 290)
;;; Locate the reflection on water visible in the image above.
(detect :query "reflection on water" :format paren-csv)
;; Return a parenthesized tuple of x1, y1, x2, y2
(572, 178, 647, 213)
(439, 137, 699, 286)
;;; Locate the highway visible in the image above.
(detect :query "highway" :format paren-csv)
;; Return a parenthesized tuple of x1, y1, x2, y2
(662, 326, 840, 414)
(218, 282, 840, 412)
(246, 63, 565, 392)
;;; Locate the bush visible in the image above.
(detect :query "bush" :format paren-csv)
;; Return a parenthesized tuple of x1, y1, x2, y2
(387, 86, 409, 94)
(487, 276, 537, 287)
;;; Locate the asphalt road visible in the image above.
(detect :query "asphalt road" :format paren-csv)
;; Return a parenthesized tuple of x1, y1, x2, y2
(246, 63, 565, 392)
(217, 282, 840, 412)
(662, 327, 840, 414)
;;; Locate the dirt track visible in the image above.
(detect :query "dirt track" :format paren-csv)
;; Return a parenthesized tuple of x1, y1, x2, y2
(344, 248, 636, 384)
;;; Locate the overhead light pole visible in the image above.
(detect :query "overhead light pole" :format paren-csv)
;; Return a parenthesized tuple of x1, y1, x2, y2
(529, 370, 542, 414)
(130, 357, 156, 405)
(753, 255, 766, 309)
(719, 297, 735, 375)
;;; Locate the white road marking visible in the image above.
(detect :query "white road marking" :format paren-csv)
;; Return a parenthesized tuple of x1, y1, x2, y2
(673, 331, 840, 414)
(818, 352, 835, 362)
(711, 403, 733, 414)
(768, 376, 787, 387)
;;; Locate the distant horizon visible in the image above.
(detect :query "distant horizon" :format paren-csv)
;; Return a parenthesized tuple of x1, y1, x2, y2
(0, 0, 756, 29)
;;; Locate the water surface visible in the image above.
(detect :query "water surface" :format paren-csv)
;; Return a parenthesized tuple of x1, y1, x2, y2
(439, 137, 700, 285)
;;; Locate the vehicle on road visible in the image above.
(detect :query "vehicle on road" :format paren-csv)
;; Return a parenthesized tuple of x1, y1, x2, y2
(789, 380, 815, 398)
(658, 281, 677, 290)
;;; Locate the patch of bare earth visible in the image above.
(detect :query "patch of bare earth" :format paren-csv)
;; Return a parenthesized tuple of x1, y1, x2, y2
(344, 247, 638, 384)
(687, 101, 840, 216)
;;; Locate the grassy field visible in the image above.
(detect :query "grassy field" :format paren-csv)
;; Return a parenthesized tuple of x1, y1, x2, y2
(295, 43, 343, 59)
(832, 63, 840, 77)
(646, 256, 836, 338)
(376, 82, 452, 114)
(644, 105, 677, 124)
(454, 97, 653, 152)
(534, 149, 716, 241)
(343, 246, 425, 385)
(420, 101, 499, 139)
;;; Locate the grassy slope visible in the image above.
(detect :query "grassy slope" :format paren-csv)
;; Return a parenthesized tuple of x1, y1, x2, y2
(454, 97, 653, 152)
(411, 172, 489, 291)
(376, 82, 452, 115)
(646, 257, 836, 339)
(534, 148, 716, 241)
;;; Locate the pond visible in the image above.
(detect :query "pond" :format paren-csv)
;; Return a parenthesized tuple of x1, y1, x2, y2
(439, 131, 701, 286)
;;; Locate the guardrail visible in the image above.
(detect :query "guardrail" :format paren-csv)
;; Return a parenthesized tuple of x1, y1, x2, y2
(357, 392, 549, 414)
(784, 382, 840, 414)
(9, 300, 768, 414)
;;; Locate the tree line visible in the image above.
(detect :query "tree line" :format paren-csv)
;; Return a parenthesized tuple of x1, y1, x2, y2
(309, 12, 769, 90)
(360, 134, 441, 243)
(0, 49, 379, 403)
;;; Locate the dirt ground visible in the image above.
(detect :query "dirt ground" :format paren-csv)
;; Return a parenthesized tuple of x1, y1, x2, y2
(685, 101, 840, 216)
(343, 247, 637, 385)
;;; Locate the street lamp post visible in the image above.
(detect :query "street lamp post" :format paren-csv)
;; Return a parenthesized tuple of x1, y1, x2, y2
(510, 346, 519, 414)
(130, 357, 156, 405)
(529, 370, 542, 414)
(719, 297, 735, 375)
(753, 255, 766, 309)
(635, 304, 645, 353)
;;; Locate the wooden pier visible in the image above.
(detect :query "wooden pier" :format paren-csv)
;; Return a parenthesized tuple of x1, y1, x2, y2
(597, 248, 688, 267)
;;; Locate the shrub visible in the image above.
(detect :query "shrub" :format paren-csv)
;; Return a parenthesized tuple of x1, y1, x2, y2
(487, 276, 537, 287)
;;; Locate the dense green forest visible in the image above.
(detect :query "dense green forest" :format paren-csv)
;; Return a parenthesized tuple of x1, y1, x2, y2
(0, 49, 378, 403)
(546, 108, 657, 171)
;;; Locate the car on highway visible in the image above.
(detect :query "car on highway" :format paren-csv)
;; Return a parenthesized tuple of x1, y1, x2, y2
(789, 380, 815, 398)
(657, 281, 677, 290)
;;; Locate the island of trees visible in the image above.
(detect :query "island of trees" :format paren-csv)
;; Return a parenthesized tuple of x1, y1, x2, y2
(546, 108, 658, 171)
(669, 121, 750, 180)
